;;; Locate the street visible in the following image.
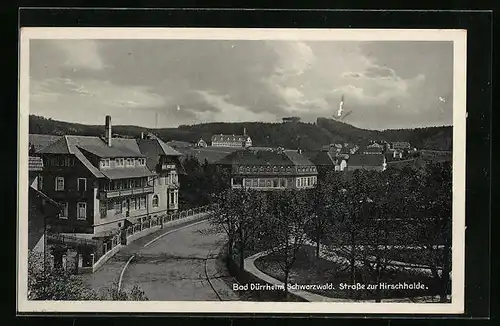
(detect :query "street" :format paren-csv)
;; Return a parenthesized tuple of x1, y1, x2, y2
(83, 219, 231, 301)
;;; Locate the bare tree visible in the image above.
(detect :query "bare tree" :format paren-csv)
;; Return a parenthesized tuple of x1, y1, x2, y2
(261, 190, 312, 299)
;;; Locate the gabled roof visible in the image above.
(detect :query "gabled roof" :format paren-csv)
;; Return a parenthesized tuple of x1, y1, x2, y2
(29, 134, 62, 153)
(215, 147, 314, 167)
(77, 144, 144, 158)
(137, 138, 182, 172)
(348, 154, 385, 166)
(39, 135, 144, 178)
(363, 147, 384, 153)
(311, 150, 347, 166)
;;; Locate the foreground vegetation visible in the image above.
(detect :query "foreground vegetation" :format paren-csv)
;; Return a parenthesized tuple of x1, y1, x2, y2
(210, 161, 452, 302)
(28, 251, 148, 301)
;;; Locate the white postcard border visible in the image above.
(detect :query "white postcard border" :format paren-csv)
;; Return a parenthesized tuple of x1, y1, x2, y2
(17, 27, 467, 314)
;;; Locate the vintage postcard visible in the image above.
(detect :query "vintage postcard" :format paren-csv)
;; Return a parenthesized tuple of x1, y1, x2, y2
(18, 27, 466, 314)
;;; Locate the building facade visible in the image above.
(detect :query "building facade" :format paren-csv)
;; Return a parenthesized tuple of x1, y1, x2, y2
(37, 116, 183, 237)
(211, 134, 252, 148)
(215, 147, 318, 191)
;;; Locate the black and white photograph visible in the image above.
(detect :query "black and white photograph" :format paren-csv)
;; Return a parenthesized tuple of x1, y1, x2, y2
(17, 28, 466, 314)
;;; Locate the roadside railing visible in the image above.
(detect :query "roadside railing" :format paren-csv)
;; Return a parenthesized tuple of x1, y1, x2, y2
(47, 204, 218, 274)
(123, 204, 216, 241)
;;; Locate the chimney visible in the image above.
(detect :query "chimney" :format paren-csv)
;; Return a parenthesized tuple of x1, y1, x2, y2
(140, 132, 144, 139)
(105, 115, 112, 146)
(298, 148, 303, 154)
(243, 127, 247, 136)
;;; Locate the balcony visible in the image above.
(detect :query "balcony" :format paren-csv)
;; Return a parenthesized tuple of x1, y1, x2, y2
(99, 186, 154, 199)
(157, 163, 177, 172)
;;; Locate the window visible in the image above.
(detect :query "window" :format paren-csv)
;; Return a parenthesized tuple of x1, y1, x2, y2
(130, 198, 136, 210)
(55, 177, 65, 191)
(244, 179, 252, 187)
(266, 179, 272, 187)
(259, 166, 264, 172)
(116, 158, 124, 167)
(38, 175, 44, 191)
(152, 195, 159, 208)
(77, 202, 87, 220)
(174, 191, 178, 205)
(297, 178, 301, 188)
(259, 179, 265, 187)
(107, 200, 114, 210)
(246, 167, 251, 173)
(169, 192, 175, 205)
(280, 178, 286, 187)
(122, 200, 128, 213)
(158, 177, 163, 185)
(100, 159, 110, 168)
(139, 197, 146, 209)
(59, 203, 68, 219)
(138, 158, 145, 166)
(239, 166, 244, 173)
(252, 166, 258, 172)
(286, 167, 292, 173)
(126, 158, 133, 167)
(272, 179, 279, 187)
(114, 200, 121, 214)
(100, 201, 107, 218)
(77, 178, 87, 191)
(252, 179, 258, 187)
(273, 166, 278, 172)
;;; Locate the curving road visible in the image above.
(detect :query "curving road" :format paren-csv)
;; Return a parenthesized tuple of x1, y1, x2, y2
(116, 220, 231, 301)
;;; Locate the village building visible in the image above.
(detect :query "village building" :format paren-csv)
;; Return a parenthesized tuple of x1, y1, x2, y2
(311, 150, 348, 176)
(362, 146, 384, 155)
(211, 128, 252, 148)
(215, 147, 318, 191)
(28, 146, 63, 253)
(37, 116, 183, 237)
(346, 154, 387, 172)
(196, 138, 208, 148)
(282, 116, 301, 123)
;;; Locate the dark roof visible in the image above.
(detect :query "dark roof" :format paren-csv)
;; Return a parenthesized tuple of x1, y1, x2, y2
(100, 166, 155, 180)
(215, 148, 314, 167)
(29, 134, 62, 153)
(181, 146, 239, 164)
(363, 147, 384, 153)
(77, 144, 144, 158)
(28, 156, 44, 172)
(167, 140, 194, 148)
(39, 136, 145, 178)
(211, 134, 248, 142)
(392, 141, 411, 148)
(137, 138, 182, 172)
(311, 151, 348, 166)
(348, 154, 385, 166)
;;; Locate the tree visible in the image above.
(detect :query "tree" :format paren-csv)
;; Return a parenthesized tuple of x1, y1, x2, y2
(28, 251, 148, 301)
(410, 162, 452, 302)
(210, 188, 267, 272)
(306, 171, 344, 260)
(261, 190, 312, 299)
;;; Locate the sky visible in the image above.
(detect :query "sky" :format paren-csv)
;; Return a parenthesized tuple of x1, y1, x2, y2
(29, 39, 453, 130)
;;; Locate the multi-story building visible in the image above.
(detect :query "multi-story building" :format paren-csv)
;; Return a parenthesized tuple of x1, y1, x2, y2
(215, 147, 318, 191)
(37, 116, 183, 236)
(211, 128, 252, 148)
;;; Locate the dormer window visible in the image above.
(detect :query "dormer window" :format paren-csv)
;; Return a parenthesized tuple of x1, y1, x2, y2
(115, 158, 124, 167)
(138, 158, 146, 166)
(100, 159, 110, 168)
(126, 158, 133, 167)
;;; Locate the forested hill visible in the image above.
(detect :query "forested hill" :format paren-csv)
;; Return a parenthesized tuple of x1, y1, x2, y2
(29, 115, 452, 151)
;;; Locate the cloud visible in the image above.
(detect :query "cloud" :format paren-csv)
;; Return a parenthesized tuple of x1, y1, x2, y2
(194, 90, 277, 123)
(52, 40, 107, 71)
(28, 39, 453, 129)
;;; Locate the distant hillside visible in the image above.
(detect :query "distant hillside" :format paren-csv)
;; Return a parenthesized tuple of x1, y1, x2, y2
(29, 115, 453, 152)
